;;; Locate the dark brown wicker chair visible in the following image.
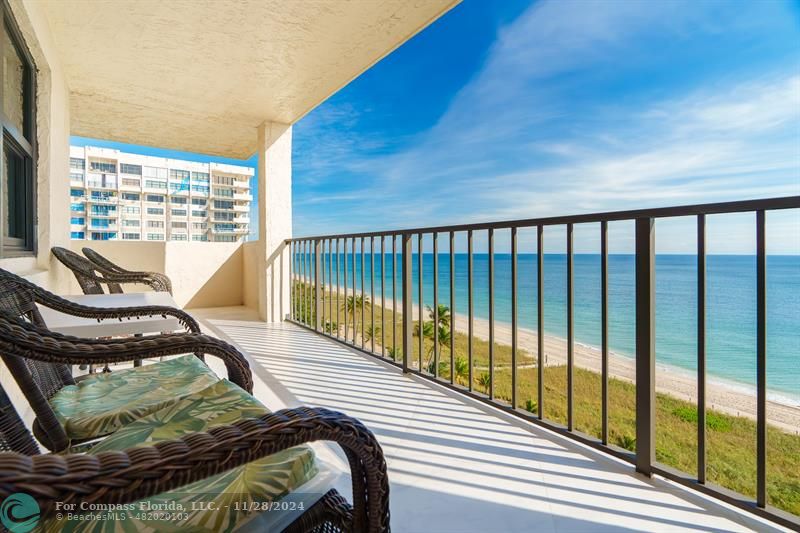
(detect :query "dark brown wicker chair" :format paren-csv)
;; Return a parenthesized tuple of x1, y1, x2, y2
(82, 246, 173, 294)
(0, 381, 390, 532)
(52, 246, 170, 295)
(0, 269, 252, 452)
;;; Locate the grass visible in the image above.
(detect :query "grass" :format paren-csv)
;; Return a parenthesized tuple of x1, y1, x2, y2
(293, 283, 800, 515)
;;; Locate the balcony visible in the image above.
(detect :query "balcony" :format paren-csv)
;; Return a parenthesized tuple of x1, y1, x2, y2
(233, 214, 250, 223)
(232, 179, 250, 189)
(233, 192, 252, 201)
(87, 210, 118, 218)
(86, 195, 118, 204)
(184, 306, 787, 533)
(232, 204, 249, 213)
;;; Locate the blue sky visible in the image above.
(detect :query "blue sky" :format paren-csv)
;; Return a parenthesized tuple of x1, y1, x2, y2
(291, 0, 800, 253)
(73, 0, 799, 253)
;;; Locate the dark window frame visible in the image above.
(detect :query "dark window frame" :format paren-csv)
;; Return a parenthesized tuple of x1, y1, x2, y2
(1, 1, 37, 257)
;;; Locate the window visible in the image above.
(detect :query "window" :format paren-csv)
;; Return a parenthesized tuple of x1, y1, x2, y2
(70, 157, 84, 170)
(91, 232, 117, 241)
(214, 200, 233, 210)
(70, 188, 84, 197)
(214, 176, 233, 186)
(70, 217, 84, 225)
(71, 203, 85, 212)
(145, 194, 164, 203)
(1, 8, 36, 257)
(214, 223, 236, 232)
(169, 182, 189, 193)
(70, 231, 84, 239)
(192, 222, 207, 230)
(191, 234, 208, 242)
(121, 192, 140, 201)
(122, 219, 140, 227)
(120, 163, 142, 175)
(146, 207, 164, 216)
(90, 218, 111, 228)
(214, 188, 233, 197)
(147, 233, 164, 241)
(147, 220, 164, 229)
(70, 172, 84, 182)
(191, 210, 207, 218)
(121, 178, 140, 187)
(171, 209, 187, 217)
(170, 233, 187, 241)
(214, 211, 234, 221)
(169, 169, 190, 181)
(171, 221, 187, 229)
(170, 196, 187, 205)
(191, 198, 206, 206)
(192, 171, 209, 182)
(90, 205, 116, 216)
(122, 233, 140, 240)
(143, 166, 167, 179)
(214, 235, 237, 243)
(122, 206, 140, 215)
(145, 180, 167, 190)
(191, 184, 209, 194)
(89, 161, 116, 173)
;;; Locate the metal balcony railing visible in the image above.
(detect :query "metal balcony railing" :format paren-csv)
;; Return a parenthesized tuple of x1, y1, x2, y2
(287, 196, 800, 529)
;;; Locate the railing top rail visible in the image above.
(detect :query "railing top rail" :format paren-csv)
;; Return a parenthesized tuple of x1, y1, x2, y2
(286, 195, 799, 242)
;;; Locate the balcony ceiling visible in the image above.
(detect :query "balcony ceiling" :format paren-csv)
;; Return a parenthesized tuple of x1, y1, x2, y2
(39, 0, 459, 158)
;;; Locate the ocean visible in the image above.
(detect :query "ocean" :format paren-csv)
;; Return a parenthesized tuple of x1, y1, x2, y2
(308, 253, 799, 403)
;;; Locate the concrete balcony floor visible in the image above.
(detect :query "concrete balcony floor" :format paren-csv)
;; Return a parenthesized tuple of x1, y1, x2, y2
(191, 307, 787, 533)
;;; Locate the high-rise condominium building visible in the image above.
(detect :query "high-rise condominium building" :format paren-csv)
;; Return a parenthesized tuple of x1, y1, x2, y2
(69, 146, 253, 243)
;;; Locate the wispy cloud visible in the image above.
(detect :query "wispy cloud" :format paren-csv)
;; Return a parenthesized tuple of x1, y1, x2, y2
(293, 0, 800, 252)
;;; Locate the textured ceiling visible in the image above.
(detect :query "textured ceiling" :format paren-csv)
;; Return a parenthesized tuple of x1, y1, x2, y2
(40, 0, 458, 158)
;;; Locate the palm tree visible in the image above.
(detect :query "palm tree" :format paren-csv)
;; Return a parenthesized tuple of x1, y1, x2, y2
(364, 324, 381, 342)
(426, 304, 451, 328)
(342, 295, 370, 329)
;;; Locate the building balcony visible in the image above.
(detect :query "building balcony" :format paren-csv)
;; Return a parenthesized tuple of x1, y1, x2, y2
(232, 204, 249, 213)
(86, 196, 118, 204)
(233, 192, 252, 201)
(232, 179, 250, 189)
(87, 211, 118, 218)
(119, 182, 141, 191)
(86, 181, 117, 190)
(233, 214, 250, 223)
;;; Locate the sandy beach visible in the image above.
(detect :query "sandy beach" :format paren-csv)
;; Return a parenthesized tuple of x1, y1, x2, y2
(313, 284, 800, 433)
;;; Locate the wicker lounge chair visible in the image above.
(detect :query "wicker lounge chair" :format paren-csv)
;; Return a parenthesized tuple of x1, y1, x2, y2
(0, 379, 390, 532)
(51, 246, 168, 294)
(0, 270, 252, 452)
(82, 246, 173, 294)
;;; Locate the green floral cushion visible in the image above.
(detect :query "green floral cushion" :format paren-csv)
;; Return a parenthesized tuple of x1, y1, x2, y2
(50, 355, 220, 441)
(44, 380, 317, 533)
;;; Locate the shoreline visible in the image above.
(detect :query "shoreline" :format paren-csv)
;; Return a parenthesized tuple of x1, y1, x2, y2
(310, 283, 800, 432)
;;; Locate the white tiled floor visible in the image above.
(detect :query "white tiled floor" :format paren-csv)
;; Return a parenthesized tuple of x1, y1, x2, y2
(192, 307, 789, 533)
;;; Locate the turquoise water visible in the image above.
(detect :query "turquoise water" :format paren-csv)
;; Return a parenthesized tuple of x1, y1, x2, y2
(303, 253, 799, 402)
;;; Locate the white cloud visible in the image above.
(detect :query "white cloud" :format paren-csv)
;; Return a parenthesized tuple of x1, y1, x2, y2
(293, 0, 800, 252)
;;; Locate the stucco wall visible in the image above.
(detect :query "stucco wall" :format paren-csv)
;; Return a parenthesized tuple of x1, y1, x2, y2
(67, 241, 245, 309)
(242, 240, 259, 310)
(1, 0, 73, 425)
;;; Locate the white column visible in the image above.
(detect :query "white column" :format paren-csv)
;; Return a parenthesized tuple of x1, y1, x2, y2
(256, 121, 292, 322)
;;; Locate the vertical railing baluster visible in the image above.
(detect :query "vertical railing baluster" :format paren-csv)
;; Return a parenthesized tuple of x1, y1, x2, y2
(352, 237, 357, 344)
(321, 240, 326, 332)
(301, 240, 306, 325)
(371, 236, 376, 354)
(381, 235, 386, 357)
(537, 225, 544, 419)
(468, 229, 474, 391)
(289, 241, 297, 320)
(328, 239, 333, 334)
(511, 226, 518, 409)
(697, 214, 706, 482)
(393, 235, 398, 359)
(418, 233, 424, 371)
(402, 233, 413, 373)
(601, 221, 609, 445)
(361, 236, 366, 349)
(344, 238, 349, 342)
(567, 223, 574, 430)
(635, 217, 655, 476)
(336, 238, 341, 339)
(488, 228, 494, 399)
(449, 231, 456, 385)
(756, 209, 767, 508)
(315, 239, 322, 331)
(433, 232, 439, 376)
